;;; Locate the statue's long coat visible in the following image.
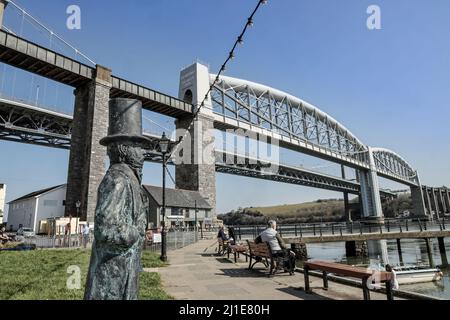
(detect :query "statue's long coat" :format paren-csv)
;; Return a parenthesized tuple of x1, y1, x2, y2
(84, 163, 147, 300)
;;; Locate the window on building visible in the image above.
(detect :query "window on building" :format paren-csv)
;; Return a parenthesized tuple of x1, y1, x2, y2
(43, 200, 58, 207)
(62, 200, 66, 206)
(170, 208, 183, 216)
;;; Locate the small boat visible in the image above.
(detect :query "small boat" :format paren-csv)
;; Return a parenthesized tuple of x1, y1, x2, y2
(351, 263, 444, 284)
(393, 266, 443, 285)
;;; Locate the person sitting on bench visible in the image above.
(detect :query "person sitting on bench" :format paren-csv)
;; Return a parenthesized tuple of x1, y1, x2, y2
(255, 220, 296, 274)
(217, 225, 229, 241)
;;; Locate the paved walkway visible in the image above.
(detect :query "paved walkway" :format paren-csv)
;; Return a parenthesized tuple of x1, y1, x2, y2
(148, 238, 395, 300)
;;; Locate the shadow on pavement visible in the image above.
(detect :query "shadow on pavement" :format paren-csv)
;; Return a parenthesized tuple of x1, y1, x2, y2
(216, 268, 291, 278)
(276, 287, 332, 300)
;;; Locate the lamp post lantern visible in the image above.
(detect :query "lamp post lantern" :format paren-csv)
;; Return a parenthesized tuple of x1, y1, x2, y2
(75, 200, 81, 234)
(159, 132, 170, 262)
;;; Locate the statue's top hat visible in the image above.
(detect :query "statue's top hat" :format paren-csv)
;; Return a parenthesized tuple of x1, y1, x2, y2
(100, 98, 151, 146)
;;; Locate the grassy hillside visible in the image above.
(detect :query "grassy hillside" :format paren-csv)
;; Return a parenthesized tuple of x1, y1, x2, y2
(251, 199, 344, 218)
(219, 194, 413, 225)
(219, 199, 347, 225)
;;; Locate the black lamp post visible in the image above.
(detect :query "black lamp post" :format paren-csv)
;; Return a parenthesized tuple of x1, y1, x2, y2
(159, 132, 170, 262)
(75, 200, 81, 234)
(194, 200, 198, 241)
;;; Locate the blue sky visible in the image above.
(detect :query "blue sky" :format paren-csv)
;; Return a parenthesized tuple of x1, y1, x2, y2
(1, 0, 449, 216)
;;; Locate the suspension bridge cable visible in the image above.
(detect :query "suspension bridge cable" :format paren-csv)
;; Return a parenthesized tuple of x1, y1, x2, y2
(167, 0, 268, 161)
(142, 115, 173, 134)
(10, 9, 24, 98)
(7, 0, 96, 65)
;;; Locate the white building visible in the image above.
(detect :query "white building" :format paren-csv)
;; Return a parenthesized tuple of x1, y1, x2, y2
(7, 184, 67, 232)
(0, 183, 6, 224)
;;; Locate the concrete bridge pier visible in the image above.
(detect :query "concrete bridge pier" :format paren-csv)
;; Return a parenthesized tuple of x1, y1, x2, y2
(0, 0, 7, 28)
(396, 239, 404, 266)
(65, 65, 112, 222)
(444, 188, 450, 213)
(357, 148, 383, 222)
(424, 238, 435, 268)
(444, 189, 450, 214)
(423, 187, 433, 219)
(176, 63, 216, 214)
(341, 165, 351, 222)
(410, 173, 427, 219)
(431, 188, 440, 219)
(438, 237, 448, 267)
(438, 190, 448, 214)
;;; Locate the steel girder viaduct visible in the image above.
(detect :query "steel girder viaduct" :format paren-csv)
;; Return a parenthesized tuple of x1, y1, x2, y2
(204, 72, 426, 219)
(0, 96, 398, 199)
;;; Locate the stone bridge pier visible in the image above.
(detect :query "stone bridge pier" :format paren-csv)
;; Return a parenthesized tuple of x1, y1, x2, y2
(65, 65, 112, 222)
(0, 0, 8, 28)
(176, 63, 216, 216)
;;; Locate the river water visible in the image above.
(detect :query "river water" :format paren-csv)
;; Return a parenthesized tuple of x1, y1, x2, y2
(304, 238, 450, 299)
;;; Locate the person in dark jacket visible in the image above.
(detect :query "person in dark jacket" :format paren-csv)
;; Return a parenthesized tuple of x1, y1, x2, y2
(217, 225, 229, 241)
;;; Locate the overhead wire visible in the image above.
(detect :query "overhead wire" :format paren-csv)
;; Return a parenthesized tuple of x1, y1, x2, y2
(167, 0, 268, 162)
(7, 0, 96, 65)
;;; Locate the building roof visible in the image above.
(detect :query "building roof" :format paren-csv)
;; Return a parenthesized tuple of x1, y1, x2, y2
(8, 184, 66, 204)
(143, 185, 212, 210)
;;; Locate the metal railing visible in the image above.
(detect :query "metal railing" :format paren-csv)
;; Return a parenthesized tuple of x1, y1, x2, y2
(22, 233, 94, 249)
(143, 230, 198, 252)
(227, 216, 450, 240)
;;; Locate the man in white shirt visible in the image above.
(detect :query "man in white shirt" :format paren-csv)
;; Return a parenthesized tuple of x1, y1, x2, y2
(257, 220, 296, 275)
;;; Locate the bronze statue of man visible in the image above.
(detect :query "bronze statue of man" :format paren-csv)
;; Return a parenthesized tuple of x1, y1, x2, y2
(84, 98, 150, 300)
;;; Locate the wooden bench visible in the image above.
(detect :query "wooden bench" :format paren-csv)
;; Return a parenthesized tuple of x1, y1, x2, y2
(303, 260, 394, 300)
(246, 240, 292, 275)
(227, 244, 248, 263)
(247, 240, 271, 271)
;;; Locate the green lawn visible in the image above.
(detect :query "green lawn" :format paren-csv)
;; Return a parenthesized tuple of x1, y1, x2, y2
(0, 249, 172, 300)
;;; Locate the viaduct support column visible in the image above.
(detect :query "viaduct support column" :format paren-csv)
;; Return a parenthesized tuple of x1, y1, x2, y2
(176, 62, 216, 215)
(438, 189, 448, 214)
(410, 172, 427, 219)
(341, 165, 351, 222)
(431, 188, 440, 219)
(438, 237, 448, 267)
(0, 0, 7, 28)
(357, 147, 383, 221)
(444, 188, 450, 214)
(65, 65, 112, 222)
(424, 187, 433, 219)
